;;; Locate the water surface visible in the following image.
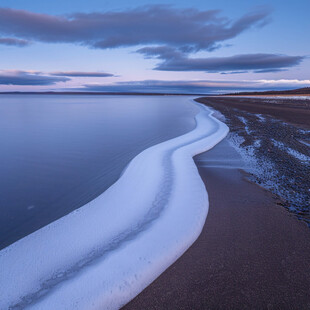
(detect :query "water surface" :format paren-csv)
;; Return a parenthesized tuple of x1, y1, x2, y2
(0, 95, 197, 249)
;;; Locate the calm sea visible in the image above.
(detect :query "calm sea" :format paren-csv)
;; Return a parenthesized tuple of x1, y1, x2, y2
(0, 95, 197, 249)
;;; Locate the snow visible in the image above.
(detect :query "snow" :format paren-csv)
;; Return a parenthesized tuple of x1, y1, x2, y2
(255, 113, 266, 122)
(0, 100, 228, 310)
(299, 139, 310, 147)
(237, 116, 251, 135)
(272, 139, 310, 163)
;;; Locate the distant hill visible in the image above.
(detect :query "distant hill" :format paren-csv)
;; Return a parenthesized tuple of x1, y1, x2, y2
(224, 87, 310, 96)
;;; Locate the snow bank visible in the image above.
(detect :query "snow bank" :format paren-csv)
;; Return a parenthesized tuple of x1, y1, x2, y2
(0, 100, 228, 310)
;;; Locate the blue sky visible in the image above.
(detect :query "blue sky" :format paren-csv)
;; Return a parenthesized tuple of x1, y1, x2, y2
(0, 0, 309, 93)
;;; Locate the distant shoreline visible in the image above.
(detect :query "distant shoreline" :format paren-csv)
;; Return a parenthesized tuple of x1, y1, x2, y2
(0, 86, 309, 97)
(221, 94, 310, 98)
(222, 87, 310, 96)
(196, 95, 310, 128)
(0, 91, 207, 96)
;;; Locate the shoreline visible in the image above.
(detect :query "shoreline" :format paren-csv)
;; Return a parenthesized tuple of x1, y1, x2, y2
(196, 96, 310, 129)
(124, 137, 310, 309)
(0, 103, 228, 309)
(195, 96, 310, 226)
(223, 94, 310, 99)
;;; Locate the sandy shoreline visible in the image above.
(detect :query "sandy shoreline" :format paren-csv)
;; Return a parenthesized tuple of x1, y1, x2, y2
(124, 148, 310, 309)
(124, 98, 310, 309)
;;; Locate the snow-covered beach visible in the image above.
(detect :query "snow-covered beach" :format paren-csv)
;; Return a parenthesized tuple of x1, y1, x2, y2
(0, 99, 228, 309)
(125, 95, 310, 309)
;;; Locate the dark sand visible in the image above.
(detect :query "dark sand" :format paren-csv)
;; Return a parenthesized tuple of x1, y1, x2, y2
(195, 96, 310, 225)
(124, 138, 310, 309)
(196, 96, 310, 129)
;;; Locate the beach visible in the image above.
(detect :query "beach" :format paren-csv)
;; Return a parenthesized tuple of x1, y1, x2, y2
(0, 98, 229, 309)
(124, 96, 310, 309)
(1, 1, 310, 308)
(196, 96, 310, 226)
(1, 95, 309, 309)
(197, 96, 310, 128)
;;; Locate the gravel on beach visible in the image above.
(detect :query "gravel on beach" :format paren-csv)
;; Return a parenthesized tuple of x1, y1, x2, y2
(196, 96, 310, 227)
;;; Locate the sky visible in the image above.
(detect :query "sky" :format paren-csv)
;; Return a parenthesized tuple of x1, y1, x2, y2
(0, 0, 309, 93)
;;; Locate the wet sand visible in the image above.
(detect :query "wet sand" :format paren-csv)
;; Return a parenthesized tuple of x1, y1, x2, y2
(124, 138, 310, 309)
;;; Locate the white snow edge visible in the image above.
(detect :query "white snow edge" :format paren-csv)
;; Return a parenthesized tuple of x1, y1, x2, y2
(0, 100, 228, 310)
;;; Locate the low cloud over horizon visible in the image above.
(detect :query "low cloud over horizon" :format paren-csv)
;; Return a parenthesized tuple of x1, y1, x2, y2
(80, 79, 310, 94)
(0, 37, 30, 47)
(1, 70, 309, 93)
(0, 70, 114, 85)
(0, 70, 69, 85)
(50, 71, 115, 77)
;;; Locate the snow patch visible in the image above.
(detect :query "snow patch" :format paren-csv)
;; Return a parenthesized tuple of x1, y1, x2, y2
(272, 139, 310, 163)
(255, 114, 266, 122)
(237, 116, 251, 135)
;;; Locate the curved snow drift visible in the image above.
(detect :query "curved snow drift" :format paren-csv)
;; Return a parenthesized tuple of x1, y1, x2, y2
(0, 101, 228, 310)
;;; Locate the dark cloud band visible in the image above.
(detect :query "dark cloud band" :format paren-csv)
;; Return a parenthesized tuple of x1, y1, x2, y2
(0, 70, 115, 86)
(50, 71, 114, 77)
(0, 6, 271, 51)
(0, 37, 30, 47)
(0, 71, 69, 85)
(137, 47, 304, 73)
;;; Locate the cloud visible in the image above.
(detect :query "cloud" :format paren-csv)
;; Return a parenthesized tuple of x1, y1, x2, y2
(0, 70, 114, 86)
(0, 6, 271, 51)
(0, 37, 30, 47)
(80, 79, 310, 94)
(253, 68, 288, 73)
(137, 46, 182, 59)
(0, 70, 70, 85)
(137, 47, 304, 73)
(221, 71, 248, 75)
(50, 71, 114, 77)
